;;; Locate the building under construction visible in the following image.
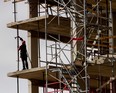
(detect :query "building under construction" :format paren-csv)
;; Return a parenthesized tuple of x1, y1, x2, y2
(6, 0, 116, 93)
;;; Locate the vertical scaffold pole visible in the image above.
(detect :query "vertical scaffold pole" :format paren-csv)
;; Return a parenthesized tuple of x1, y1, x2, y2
(45, 0, 48, 92)
(109, 0, 115, 92)
(16, 25, 19, 93)
(13, 1, 20, 93)
(109, 0, 114, 76)
(83, 0, 89, 93)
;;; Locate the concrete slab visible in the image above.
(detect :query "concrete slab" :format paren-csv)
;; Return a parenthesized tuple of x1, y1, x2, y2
(7, 15, 70, 37)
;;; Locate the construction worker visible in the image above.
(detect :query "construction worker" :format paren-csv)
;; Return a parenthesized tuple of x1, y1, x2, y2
(18, 36, 28, 70)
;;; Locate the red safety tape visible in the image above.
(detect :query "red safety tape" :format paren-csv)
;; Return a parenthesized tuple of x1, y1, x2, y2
(72, 37, 84, 41)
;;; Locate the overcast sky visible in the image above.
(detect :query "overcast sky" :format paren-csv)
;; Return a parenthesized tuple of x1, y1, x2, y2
(0, 1, 28, 93)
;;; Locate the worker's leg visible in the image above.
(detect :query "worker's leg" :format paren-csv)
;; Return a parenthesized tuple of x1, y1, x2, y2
(21, 58, 26, 70)
(24, 57, 28, 69)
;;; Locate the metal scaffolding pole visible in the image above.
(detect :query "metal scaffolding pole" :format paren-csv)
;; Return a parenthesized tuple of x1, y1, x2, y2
(83, 0, 89, 92)
(13, 1, 20, 93)
(45, 0, 48, 93)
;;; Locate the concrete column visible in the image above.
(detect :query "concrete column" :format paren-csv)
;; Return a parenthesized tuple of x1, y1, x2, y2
(28, 0, 39, 93)
(71, 0, 83, 64)
(28, 0, 40, 67)
(28, 80, 39, 93)
(28, 31, 39, 68)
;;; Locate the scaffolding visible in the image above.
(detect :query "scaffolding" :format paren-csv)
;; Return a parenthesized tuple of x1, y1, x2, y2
(5, 0, 116, 93)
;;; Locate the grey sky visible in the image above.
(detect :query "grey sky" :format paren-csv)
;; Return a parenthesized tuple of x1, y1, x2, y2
(0, 1, 28, 93)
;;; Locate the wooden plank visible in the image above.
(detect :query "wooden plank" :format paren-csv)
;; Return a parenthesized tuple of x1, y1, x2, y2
(7, 66, 60, 82)
(4, 0, 25, 2)
(7, 67, 46, 80)
(7, 15, 47, 27)
(99, 36, 116, 40)
(87, 43, 116, 49)
(4, 0, 11, 2)
(88, 35, 116, 41)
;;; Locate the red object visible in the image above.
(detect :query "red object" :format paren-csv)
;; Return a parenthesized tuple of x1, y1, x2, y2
(22, 41, 25, 44)
(72, 37, 84, 41)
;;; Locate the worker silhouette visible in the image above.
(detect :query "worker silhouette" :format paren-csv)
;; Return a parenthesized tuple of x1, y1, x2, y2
(18, 36, 28, 70)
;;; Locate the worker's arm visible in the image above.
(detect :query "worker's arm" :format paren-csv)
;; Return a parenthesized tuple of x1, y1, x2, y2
(15, 36, 23, 41)
(18, 36, 23, 41)
(18, 45, 21, 51)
